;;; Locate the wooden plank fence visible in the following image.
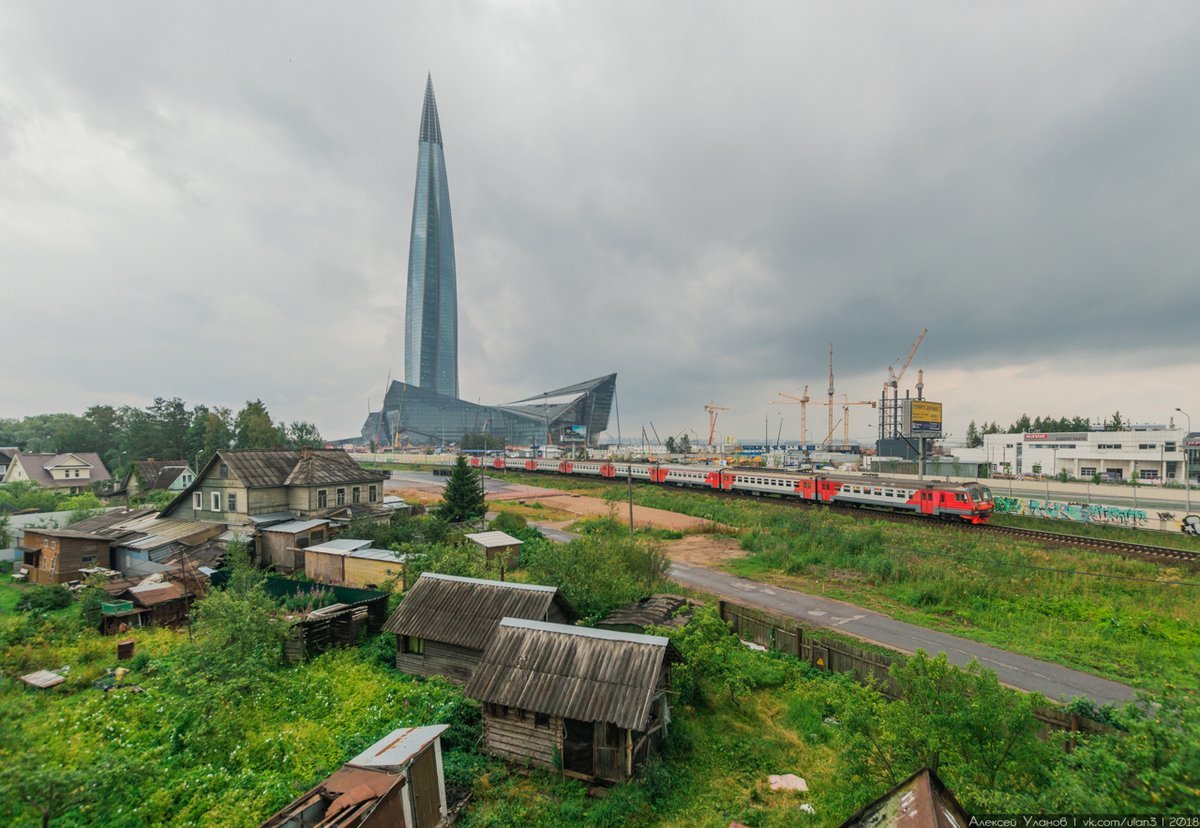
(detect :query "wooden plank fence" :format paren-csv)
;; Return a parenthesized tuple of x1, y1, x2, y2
(719, 600, 1115, 738)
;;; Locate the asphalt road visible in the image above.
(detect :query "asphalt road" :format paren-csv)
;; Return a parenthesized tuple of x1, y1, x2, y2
(668, 561, 1138, 706)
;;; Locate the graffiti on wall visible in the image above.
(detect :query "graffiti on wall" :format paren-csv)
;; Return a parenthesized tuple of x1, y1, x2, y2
(992, 495, 1200, 534)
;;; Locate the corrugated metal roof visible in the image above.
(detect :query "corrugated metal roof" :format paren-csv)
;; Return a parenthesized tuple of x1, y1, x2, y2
(465, 618, 681, 730)
(464, 530, 524, 548)
(128, 582, 187, 606)
(262, 518, 330, 535)
(346, 725, 448, 771)
(383, 572, 571, 650)
(118, 519, 223, 551)
(840, 767, 969, 828)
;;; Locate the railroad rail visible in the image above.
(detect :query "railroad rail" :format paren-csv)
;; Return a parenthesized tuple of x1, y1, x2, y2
(794, 498, 1200, 566)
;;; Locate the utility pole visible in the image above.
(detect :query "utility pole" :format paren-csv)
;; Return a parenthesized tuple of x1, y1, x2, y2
(627, 462, 634, 535)
(827, 343, 835, 451)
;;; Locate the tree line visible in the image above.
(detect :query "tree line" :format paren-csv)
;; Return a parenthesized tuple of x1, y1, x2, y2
(964, 411, 1128, 447)
(0, 397, 323, 479)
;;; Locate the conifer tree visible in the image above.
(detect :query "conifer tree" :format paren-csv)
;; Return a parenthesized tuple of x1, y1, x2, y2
(437, 454, 486, 523)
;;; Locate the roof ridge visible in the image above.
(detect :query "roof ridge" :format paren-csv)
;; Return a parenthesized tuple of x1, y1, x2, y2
(420, 572, 556, 592)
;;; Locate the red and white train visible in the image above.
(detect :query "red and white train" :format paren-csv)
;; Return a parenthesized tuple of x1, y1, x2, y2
(466, 457, 995, 524)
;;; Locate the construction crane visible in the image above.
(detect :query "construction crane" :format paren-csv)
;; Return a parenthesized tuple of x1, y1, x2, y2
(826, 343, 835, 451)
(840, 394, 878, 449)
(882, 328, 927, 440)
(770, 385, 810, 455)
(888, 328, 927, 389)
(704, 401, 729, 448)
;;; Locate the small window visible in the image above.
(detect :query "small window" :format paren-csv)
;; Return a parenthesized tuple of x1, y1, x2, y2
(535, 712, 550, 728)
(228, 493, 238, 512)
(312, 529, 326, 543)
(404, 636, 424, 655)
(318, 490, 327, 508)
(193, 492, 202, 509)
(219, 463, 229, 478)
(81, 555, 96, 565)
(211, 491, 221, 511)
(74, 469, 80, 477)
(368, 485, 377, 503)
(352, 486, 361, 504)
(336, 488, 346, 506)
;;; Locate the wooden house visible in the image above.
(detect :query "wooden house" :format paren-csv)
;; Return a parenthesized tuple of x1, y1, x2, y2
(839, 767, 969, 828)
(465, 619, 681, 783)
(160, 448, 387, 527)
(20, 528, 113, 584)
(383, 573, 573, 684)
(122, 460, 195, 498)
(259, 725, 449, 828)
(259, 518, 334, 573)
(2, 451, 111, 493)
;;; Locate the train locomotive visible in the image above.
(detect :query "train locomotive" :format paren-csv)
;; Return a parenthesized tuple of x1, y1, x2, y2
(467, 457, 995, 524)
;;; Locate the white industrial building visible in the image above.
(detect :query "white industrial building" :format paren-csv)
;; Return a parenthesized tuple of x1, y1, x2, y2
(982, 427, 1198, 483)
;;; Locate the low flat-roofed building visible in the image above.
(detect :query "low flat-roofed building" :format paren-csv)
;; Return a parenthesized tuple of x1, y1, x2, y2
(463, 530, 523, 570)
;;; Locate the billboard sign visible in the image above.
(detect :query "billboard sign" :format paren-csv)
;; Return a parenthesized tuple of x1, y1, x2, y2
(902, 400, 943, 438)
(561, 425, 588, 443)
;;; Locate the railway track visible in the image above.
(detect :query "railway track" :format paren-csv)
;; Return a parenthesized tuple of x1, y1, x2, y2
(481, 466, 1200, 568)
(797, 498, 1200, 566)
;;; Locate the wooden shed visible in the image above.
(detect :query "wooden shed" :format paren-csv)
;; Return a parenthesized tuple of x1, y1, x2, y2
(258, 518, 332, 573)
(303, 539, 407, 589)
(303, 538, 371, 582)
(259, 725, 449, 828)
(383, 573, 573, 684)
(20, 528, 113, 584)
(463, 530, 523, 570)
(465, 619, 681, 783)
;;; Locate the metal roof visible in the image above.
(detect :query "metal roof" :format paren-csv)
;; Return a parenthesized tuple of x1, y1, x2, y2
(466, 618, 681, 730)
(383, 572, 571, 650)
(350, 547, 406, 562)
(307, 538, 372, 554)
(347, 724, 448, 771)
(262, 518, 330, 535)
(118, 519, 223, 551)
(249, 512, 296, 525)
(464, 531, 524, 549)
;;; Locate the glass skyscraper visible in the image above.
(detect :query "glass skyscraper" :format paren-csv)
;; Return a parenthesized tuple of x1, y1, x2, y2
(404, 74, 458, 398)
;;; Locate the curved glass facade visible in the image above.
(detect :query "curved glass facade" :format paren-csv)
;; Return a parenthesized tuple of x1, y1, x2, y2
(404, 76, 458, 398)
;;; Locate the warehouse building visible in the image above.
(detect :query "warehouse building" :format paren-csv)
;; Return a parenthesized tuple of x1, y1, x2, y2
(982, 427, 1197, 482)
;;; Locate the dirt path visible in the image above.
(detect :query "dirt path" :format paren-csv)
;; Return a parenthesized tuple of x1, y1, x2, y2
(511, 493, 725, 533)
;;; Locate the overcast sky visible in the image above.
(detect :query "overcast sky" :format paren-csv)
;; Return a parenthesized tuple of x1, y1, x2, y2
(3, 2, 1199, 445)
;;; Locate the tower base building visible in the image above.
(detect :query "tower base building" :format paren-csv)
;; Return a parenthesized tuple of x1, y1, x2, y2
(362, 374, 616, 449)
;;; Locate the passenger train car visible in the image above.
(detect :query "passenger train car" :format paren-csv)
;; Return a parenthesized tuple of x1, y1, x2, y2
(465, 457, 995, 524)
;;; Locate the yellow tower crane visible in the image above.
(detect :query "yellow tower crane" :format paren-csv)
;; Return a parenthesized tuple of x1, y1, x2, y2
(770, 385, 810, 453)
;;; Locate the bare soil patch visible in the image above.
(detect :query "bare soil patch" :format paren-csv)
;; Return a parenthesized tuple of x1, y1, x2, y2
(667, 534, 747, 567)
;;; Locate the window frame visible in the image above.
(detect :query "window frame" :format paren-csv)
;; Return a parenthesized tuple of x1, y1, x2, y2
(193, 491, 202, 509)
(211, 491, 221, 512)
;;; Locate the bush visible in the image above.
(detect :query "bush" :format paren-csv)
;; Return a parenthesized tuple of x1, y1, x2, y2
(15, 585, 73, 613)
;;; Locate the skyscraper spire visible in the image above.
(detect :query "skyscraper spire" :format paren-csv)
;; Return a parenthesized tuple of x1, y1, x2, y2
(404, 74, 459, 398)
(419, 73, 443, 146)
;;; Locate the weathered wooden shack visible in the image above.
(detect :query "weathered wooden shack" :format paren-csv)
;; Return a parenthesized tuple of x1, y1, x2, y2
(463, 530, 523, 571)
(259, 518, 334, 573)
(383, 573, 573, 684)
(20, 528, 113, 584)
(259, 725, 449, 828)
(465, 619, 681, 783)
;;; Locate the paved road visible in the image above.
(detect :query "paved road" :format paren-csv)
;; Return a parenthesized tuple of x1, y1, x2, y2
(668, 561, 1138, 706)
(529, 522, 582, 543)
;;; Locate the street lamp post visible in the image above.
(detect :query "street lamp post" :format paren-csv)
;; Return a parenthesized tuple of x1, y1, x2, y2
(1177, 407, 1192, 516)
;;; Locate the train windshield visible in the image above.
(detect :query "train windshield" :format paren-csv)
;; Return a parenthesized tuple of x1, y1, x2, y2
(969, 485, 993, 503)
